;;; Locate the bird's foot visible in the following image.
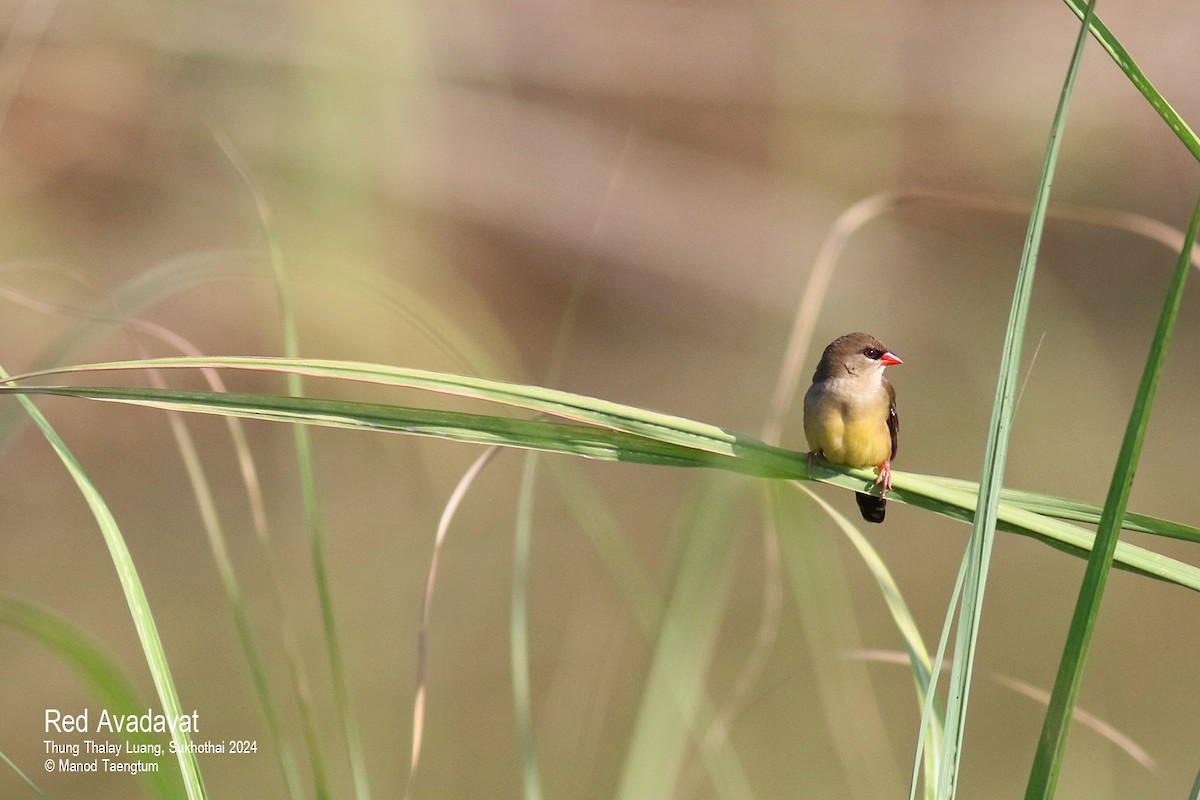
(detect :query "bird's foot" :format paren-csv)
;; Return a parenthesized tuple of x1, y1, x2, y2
(875, 460, 893, 494)
(806, 450, 824, 471)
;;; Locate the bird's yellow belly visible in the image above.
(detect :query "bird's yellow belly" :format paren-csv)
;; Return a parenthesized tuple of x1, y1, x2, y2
(806, 411, 891, 468)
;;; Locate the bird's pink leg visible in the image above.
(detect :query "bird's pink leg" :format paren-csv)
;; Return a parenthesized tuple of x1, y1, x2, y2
(875, 460, 893, 493)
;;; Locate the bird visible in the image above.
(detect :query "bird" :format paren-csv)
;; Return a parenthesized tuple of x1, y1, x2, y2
(802, 332, 902, 523)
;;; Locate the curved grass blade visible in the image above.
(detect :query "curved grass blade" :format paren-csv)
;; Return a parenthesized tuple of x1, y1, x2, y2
(217, 131, 365, 800)
(615, 475, 754, 800)
(0, 595, 182, 800)
(0, 385, 792, 473)
(1025, 192, 1200, 800)
(3, 356, 805, 470)
(3, 383, 1199, 594)
(0, 253, 256, 458)
(0, 265, 312, 799)
(0, 367, 206, 799)
(0, 254, 515, 462)
(157, 403, 308, 800)
(780, 483, 935, 798)
(405, 448, 499, 800)
(793, 485, 943, 736)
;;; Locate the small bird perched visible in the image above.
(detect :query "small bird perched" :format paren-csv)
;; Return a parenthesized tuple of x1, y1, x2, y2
(803, 332, 902, 523)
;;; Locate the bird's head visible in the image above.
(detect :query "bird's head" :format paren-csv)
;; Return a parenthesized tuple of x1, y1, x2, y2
(813, 332, 902, 382)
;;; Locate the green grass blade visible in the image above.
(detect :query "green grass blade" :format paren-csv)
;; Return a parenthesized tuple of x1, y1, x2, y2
(1060, 0, 1200, 162)
(920, 477, 1200, 543)
(0, 384, 788, 472)
(4, 383, 1199, 593)
(159, 407, 306, 800)
(0, 365, 206, 800)
(779, 484, 930, 798)
(0, 254, 253, 459)
(545, 460, 664, 635)
(6, 356, 800, 467)
(938, 4, 1097, 796)
(884, 471, 1200, 590)
(0, 749, 45, 799)
(512, 455, 544, 800)
(543, 462, 756, 800)
(1025, 193, 1200, 799)
(615, 476, 753, 800)
(795, 485, 944, 756)
(221, 134, 361, 800)
(911, 558, 969, 799)
(0, 595, 183, 800)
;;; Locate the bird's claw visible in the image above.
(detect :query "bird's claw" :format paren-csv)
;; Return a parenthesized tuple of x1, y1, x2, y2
(875, 460, 893, 494)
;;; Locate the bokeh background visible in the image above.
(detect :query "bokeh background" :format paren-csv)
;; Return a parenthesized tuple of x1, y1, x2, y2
(1, 0, 1199, 797)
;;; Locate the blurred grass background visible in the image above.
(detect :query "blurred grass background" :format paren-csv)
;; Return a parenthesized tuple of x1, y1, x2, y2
(1, 0, 1198, 797)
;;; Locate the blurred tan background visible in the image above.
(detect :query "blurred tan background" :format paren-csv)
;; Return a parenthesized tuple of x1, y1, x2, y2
(1, 0, 1199, 797)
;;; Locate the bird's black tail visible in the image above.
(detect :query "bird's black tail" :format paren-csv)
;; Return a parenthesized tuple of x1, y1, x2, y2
(856, 492, 886, 524)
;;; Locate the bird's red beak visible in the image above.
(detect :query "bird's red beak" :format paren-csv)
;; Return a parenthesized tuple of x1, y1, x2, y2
(880, 351, 903, 366)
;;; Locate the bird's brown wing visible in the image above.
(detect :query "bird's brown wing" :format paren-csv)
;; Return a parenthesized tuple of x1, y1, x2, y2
(885, 379, 899, 460)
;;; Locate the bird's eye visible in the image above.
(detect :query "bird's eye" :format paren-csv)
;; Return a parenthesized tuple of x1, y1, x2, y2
(863, 347, 882, 360)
